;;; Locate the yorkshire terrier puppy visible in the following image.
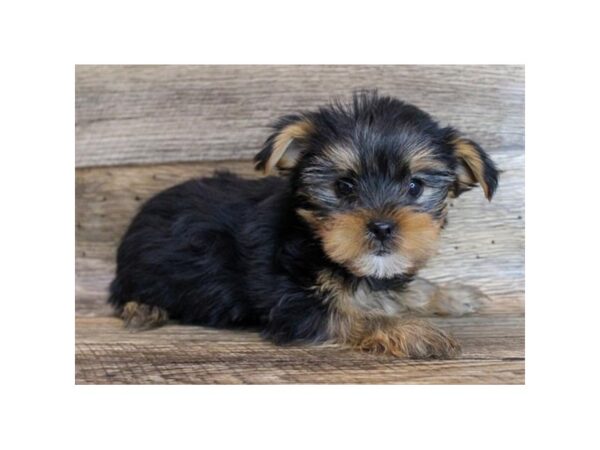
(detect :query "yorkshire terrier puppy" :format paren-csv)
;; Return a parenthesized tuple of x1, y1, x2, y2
(109, 91, 498, 358)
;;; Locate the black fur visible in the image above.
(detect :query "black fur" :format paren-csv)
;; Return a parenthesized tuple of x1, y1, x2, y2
(109, 172, 333, 343)
(109, 91, 498, 345)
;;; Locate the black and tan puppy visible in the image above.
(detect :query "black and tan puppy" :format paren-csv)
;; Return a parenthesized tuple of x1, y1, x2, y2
(109, 91, 498, 358)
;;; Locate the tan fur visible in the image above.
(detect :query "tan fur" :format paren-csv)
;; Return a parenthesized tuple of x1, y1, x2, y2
(409, 147, 449, 173)
(349, 282, 406, 315)
(265, 120, 314, 174)
(316, 269, 405, 316)
(295, 208, 320, 227)
(317, 210, 369, 265)
(354, 317, 460, 358)
(316, 208, 441, 277)
(327, 304, 460, 359)
(391, 209, 441, 268)
(316, 270, 460, 358)
(322, 145, 360, 172)
(453, 138, 491, 199)
(121, 301, 169, 330)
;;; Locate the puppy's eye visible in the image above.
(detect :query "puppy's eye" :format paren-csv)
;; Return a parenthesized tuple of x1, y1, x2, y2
(335, 178, 355, 197)
(408, 179, 424, 198)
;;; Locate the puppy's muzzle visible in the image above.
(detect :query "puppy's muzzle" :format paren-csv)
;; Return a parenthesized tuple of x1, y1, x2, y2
(368, 220, 395, 243)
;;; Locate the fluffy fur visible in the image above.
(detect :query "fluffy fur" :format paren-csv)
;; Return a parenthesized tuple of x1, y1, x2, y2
(109, 91, 498, 358)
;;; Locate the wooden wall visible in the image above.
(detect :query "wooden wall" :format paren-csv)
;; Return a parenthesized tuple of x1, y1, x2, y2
(75, 65, 524, 318)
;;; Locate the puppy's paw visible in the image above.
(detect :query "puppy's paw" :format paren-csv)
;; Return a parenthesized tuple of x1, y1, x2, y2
(121, 301, 169, 330)
(432, 283, 491, 316)
(357, 320, 461, 359)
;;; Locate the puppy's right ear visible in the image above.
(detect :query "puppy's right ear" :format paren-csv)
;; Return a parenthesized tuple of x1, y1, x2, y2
(254, 114, 314, 175)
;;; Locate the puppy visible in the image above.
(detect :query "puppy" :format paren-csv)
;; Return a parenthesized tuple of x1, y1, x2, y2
(109, 91, 498, 358)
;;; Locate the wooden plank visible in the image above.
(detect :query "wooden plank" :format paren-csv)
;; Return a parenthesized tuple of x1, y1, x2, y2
(75, 65, 524, 385)
(75, 316, 524, 384)
(76, 151, 524, 316)
(76, 65, 524, 167)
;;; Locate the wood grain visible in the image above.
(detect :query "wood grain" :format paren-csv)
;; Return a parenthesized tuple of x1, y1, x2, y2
(75, 65, 524, 384)
(76, 152, 523, 316)
(76, 65, 524, 167)
(76, 316, 524, 384)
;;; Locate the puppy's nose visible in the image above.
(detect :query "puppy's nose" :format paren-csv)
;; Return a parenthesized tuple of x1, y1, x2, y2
(368, 220, 395, 242)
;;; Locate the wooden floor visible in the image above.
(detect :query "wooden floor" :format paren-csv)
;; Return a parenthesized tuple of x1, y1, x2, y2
(75, 160, 524, 384)
(75, 65, 524, 384)
(76, 314, 524, 384)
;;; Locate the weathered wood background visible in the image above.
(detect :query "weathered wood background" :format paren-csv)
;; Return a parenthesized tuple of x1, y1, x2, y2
(75, 65, 525, 384)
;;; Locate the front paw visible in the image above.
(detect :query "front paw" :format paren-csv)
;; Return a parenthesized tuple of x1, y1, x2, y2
(432, 283, 491, 316)
(357, 320, 461, 359)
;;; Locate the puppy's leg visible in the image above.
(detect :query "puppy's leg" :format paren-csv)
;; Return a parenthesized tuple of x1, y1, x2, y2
(402, 277, 491, 316)
(120, 301, 169, 331)
(331, 313, 460, 358)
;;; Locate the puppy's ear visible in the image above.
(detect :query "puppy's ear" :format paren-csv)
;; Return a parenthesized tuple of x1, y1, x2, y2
(446, 130, 499, 201)
(254, 114, 314, 175)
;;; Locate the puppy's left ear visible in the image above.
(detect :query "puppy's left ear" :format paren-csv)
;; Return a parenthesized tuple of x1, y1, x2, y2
(254, 114, 314, 175)
(446, 130, 499, 201)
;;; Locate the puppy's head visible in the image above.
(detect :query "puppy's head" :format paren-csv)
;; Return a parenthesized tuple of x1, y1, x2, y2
(255, 91, 498, 279)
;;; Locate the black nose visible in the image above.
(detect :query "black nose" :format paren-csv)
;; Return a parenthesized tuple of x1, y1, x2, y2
(368, 220, 394, 242)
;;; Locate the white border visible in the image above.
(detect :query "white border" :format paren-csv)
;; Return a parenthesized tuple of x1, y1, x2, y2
(3, 1, 600, 448)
